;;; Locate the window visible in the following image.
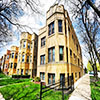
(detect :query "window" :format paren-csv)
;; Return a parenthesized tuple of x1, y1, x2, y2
(31, 43, 32, 49)
(58, 20, 62, 32)
(79, 72, 81, 78)
(11, 63, 13, 68)
(78, 58, 80, 66)
(70, 49, 72, 57)
(30, 55, 32, 63)
(75, 72, 77, 79)
(40, 72, 45, 80)
(40, 55, 45, 65)
(60, 74, 65, 86)
(48, 21, 54, 36)
(7, 55, 9, 59)
(65, 21, 67, 35)
(74, 53, 76, 60)
(59, 46, 64, 61)
(68, 26, 70, 33)
(27, 56, 29, 63)
(28, 43, 30, 49)
(48, 74, 55, 84)
(66, 48, 68, 63)
(76, 44, 78, 51)
(48, 47, 55, 62)
(23, 41, 26, 48)
(21, 69, 23, 75)
(17, 69, 19, 74)
(18, 55, 20, 63)
(12, 53, 14, 58)
(14, 63, 17, 69)
(20, 44, 21, 49)
(72, 35, 75, 43)
(22, 55, 24, 62)
(15, 54, 17, 59)
(25, 69, 28, 75)
(41, 37, 46, 47)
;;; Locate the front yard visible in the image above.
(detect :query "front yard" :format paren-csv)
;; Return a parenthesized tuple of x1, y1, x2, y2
(90, 76, 100, 100)
(0, 72, 69, 100)
(0, 82, 69, 100)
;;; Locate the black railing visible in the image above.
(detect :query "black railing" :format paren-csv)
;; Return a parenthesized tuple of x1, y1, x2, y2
(40, 76, 74, 100)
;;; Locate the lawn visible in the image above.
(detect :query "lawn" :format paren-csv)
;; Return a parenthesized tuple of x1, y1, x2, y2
(0, 72, 9, 78)
(0, 72, 31, 86)
(0, 78, 31, 86)
(0, 82, 69, 100)
(90, 76, 100, 100)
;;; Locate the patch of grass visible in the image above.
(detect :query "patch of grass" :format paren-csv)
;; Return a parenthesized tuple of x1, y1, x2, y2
(90, 76, 100, 100)
(0, 82, 69, 100)
(0, 72, 9, 78)
(0, 78, 32, 86)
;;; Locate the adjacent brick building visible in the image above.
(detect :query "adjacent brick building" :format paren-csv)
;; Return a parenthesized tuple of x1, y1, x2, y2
(4, 50, 11, 75)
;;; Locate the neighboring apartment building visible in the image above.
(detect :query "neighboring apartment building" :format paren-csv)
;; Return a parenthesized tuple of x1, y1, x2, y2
(8, 46, 19, 75)
(37, 4, 83, 85)
(1, 55, 6, 72)
(4, 50, 11, 75)
(0, 58, 2, 72)
(16, 32, 38, 77)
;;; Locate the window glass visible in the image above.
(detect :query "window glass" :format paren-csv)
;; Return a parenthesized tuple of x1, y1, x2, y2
(59, 46, 64, 61)
(48, 74, 55, 84)
(48, 49, 51, 62)
(70, 49, 72, 57)
(11, 63, 13, 68)
(12, 53, 14, 58)
(15, 54, 17, 59)
(21, 69, 23, 75)
(48, 21, 54, 36)
(40, 72, 45, 80)
(7, 55, 9, 59)
(23, 41, 26, 48)
(14, 63, 17, 69)
(52, 48, 55, 61)
(40, 55, 45, 64)
(58, 20, 62, 32)
(22, 55, 24, 62)
(30, 55, 32, 62)
(27, 56, 29, 63)
(28, 43, 30, 49)
(41, 37, 46, 47)
(48, 47, 55, 62)
(17, 69, 19, 74)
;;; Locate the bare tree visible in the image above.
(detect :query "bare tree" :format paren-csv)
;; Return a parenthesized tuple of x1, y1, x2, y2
(56, 0, 100, 78)
(0, 0, 42, 47)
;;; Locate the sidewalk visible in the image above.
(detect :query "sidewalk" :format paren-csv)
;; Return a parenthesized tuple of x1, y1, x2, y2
(0, 93, 5, 100)
(69, 74, 91, 100)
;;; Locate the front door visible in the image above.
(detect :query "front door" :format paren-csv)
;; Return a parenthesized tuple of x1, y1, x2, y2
(67, 73, 69, 86)
(60, 74, 65, 86)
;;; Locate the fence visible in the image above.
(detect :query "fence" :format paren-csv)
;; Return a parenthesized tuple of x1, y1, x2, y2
(40, 76, 74, 100)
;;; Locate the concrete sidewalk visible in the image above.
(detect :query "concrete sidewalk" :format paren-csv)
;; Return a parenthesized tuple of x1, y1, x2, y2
(69, 74, 91, 100)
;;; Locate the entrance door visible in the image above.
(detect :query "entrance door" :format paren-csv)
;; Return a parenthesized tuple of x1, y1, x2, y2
(79, 72, 81, 78)
(21, 69, 23, 75)
(60, 74, 65, 86)
(67, 73, 69, 86)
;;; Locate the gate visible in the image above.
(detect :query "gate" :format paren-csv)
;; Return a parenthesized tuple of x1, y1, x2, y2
(40, 76, 74, 100)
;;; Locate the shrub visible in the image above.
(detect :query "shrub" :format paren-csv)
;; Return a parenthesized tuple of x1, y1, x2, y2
(12, 75, 30, 78)
(34, 77, 41, 82)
